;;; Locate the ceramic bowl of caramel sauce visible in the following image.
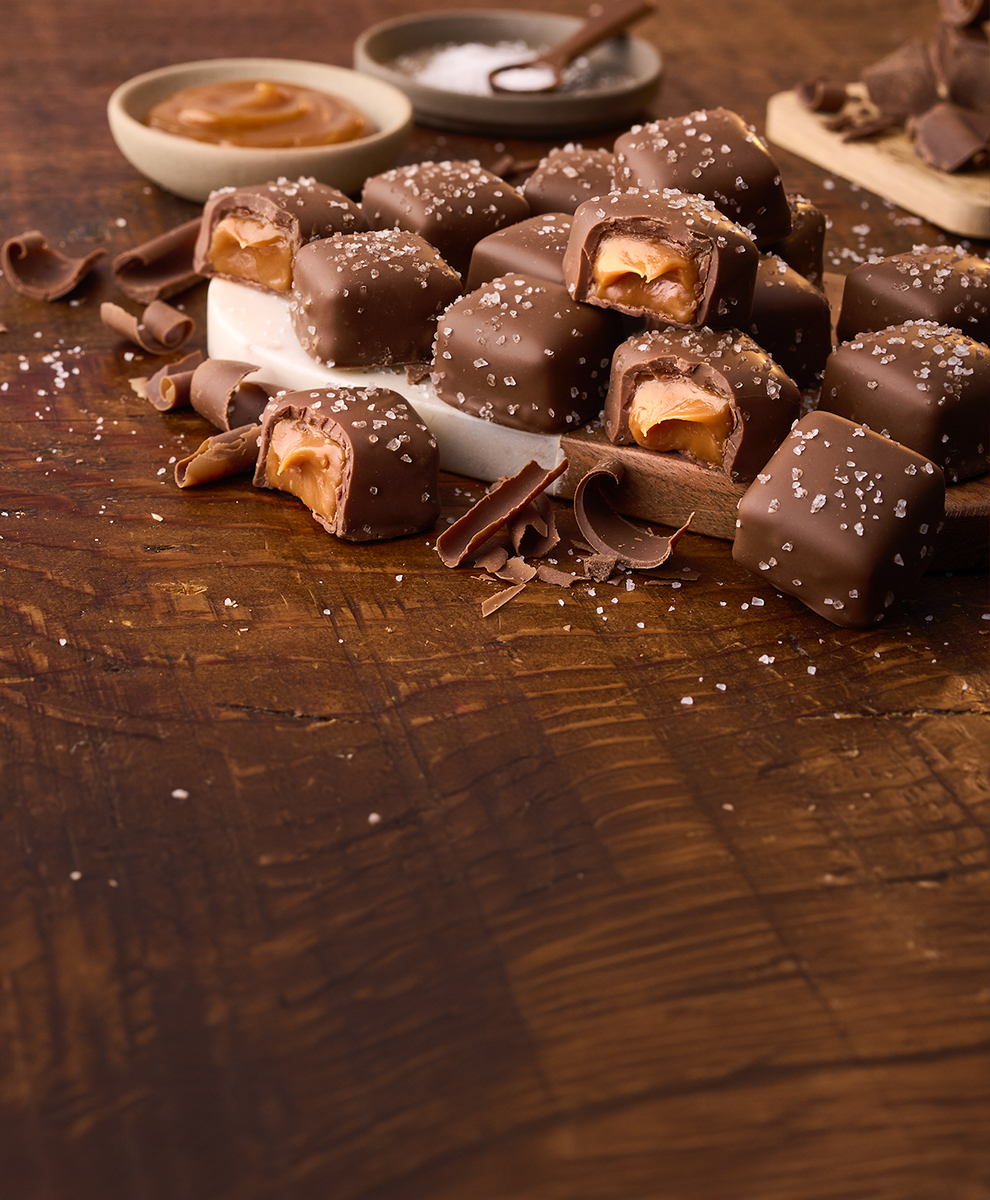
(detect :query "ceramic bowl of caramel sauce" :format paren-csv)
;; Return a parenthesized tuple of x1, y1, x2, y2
(108, 58, 413, 202)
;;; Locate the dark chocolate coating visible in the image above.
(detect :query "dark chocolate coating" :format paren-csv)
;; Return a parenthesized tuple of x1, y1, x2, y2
(432, 273, 621, 434)
(836, 246, 990, 344)
(360, 160, 530, 278)
(908, 103, 990, 172)
(465, 213, 571, 290)
(290, 229, 462, 368)
(613, 108, 791, 248)
(819, 320, 990, 482)
(748, 255, 833, 388)
(765, 195, 826, 290)
(193, 178, 368, 291)
(563, 188, 759, 328)
(860, 38, 940, 120)
(521, 146, 616, 216)
(254, 387, 440, 541)
(931, 23, 990, 114)
(604, 326, 801, 483)
(733, 411, 946, 627)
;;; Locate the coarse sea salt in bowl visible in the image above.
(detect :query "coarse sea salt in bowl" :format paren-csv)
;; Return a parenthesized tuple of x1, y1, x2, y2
(353, 9, 662, 137)
(108, 58, 413, 202)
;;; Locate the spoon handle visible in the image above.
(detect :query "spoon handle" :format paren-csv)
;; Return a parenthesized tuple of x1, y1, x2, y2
(539, 0, 657, 73)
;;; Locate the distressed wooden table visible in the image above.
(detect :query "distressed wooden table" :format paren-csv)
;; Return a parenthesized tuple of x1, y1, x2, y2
(1, 2, 988, 1198)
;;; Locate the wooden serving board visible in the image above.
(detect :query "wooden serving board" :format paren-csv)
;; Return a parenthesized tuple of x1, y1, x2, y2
(559, 423, 990, 571)
(765, 86, 990, 239)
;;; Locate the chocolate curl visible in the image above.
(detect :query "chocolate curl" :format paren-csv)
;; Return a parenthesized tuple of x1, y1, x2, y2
(908, 103, 990, 171)
(111, 218, 203, 303)
(189, 359, 276, 430)
(175, 424, 262, 488)
(795, 77, 849, 112)
(436, 458, 568, 568)
(573, 459, 693, 569)
(510, 491, 559, 559)
(481, 582, 527, 617)
(131, 349, 204, 411)
(1, 230, 105, 300)
(939, 0, 990, 29)
(101, 299, 195, 354)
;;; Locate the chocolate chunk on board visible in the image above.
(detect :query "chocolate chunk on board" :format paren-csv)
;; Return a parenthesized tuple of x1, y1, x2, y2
(860, 38, 941, 121)
(563, 188, 758, 329)
(521, 145, 616, 215)
(614, 108, 791, 248)
(432, 273, 621, 434)
(836, 245, 990, 344)
(194, 178, 368, 294)
(290, 229, 461, 368)
(732, 411, 945, 627)
(465, 212, 571, 290)
(819, 320, 990, 482)
(604, 326, 801, 483)
(361, 160, 530, 278)
(908, 103, 990, 172)
(254, 386, 440, 541)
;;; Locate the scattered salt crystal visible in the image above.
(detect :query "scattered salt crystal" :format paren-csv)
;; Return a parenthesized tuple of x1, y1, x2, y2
(680, 696, 694, 705)
(368, 812, 381, 825)
(70, 871, 81, 881)
(171, 789, 189, 800)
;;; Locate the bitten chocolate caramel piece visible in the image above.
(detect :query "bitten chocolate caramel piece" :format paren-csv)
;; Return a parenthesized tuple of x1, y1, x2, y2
(194, 177, 367, 294)
(836, 246, 990, 344)
(748, 256, 833, 388)
(290, 229, 461, 368)
(465, 213, 571, 290)
(361, 160, 530, 278)
(432, 273, 620, 434)
(254, 387, 440, 541)
(604, 326, 801, 482)
(563, 189, 758, 328)
(819, 320, 990, 482)
(765, 195, 827, 290)
(521, 145, 616, 216)
(613, 108, 791, 248)
(733, 411, 945, 627)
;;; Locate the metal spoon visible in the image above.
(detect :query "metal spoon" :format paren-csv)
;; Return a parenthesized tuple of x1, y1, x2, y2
(488, 0, 656, 95)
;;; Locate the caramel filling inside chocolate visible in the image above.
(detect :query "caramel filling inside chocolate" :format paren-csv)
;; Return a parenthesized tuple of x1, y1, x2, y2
(592, 237, 699, 322)
(207, 215, 293, 292)
(266, 420, 346, 521)
(628, 375, 734, 465)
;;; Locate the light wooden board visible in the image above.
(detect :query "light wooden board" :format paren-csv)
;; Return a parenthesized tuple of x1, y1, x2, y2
(765, 86, 990, 239)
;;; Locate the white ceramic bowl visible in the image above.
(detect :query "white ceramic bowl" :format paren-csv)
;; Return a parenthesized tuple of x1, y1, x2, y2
(108, 58, 413, 202)
(354, 9, 662, 137)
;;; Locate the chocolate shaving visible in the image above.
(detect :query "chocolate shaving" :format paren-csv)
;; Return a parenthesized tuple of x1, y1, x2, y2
(535, 563, 578, 588)
(495, 556, 538, 584)
(840, 115, 901, 142)
(190, 359, 276, 430)
(573, 459, 693, 569)
(472, 545, 509, 574)
(111, 218, 203, 303)
(101, 299, 195, 354)
(481, 582, 527, 617)
(796, 77, 848, 112)
(131, 349, 204, 411)
(436, 458, 568, 568)
(175, 424, 262, 488)
(510, 491, 559, 559)
(1, 230, 105, 300)
(583, 554, 620, 582)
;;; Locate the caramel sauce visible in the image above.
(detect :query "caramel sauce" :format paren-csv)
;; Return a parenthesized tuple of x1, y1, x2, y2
(146, 80, 372, 148)
(593, 236, 699, 323)
(628, 376, 734, 465)
(266, 421, 346, 521)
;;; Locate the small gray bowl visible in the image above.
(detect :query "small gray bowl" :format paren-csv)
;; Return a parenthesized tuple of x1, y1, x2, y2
(108, 58, 413, 202)
(354, 9, 662, 137)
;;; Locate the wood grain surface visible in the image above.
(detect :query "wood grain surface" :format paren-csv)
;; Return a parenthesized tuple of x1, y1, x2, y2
(1, 2, 988, 1199)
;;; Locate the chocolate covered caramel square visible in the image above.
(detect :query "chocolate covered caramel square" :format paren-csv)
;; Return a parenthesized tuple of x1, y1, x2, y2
(465, 212, 571, 291)
(254, 386, 440, 541)
(614, 108, 791, 248)
(290, 229, 461, 368)
(820, 320, 990, 482)
(733, 411, 945, 626)
(194, 177, 367, 294)
(604, 326, 801, 482)
(432, 273, 621, 434)
(748, 255, 833, 388)
(563, 188, 758, 328)
(361, 160, 530, 278)
(521, 145, 616, 215)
